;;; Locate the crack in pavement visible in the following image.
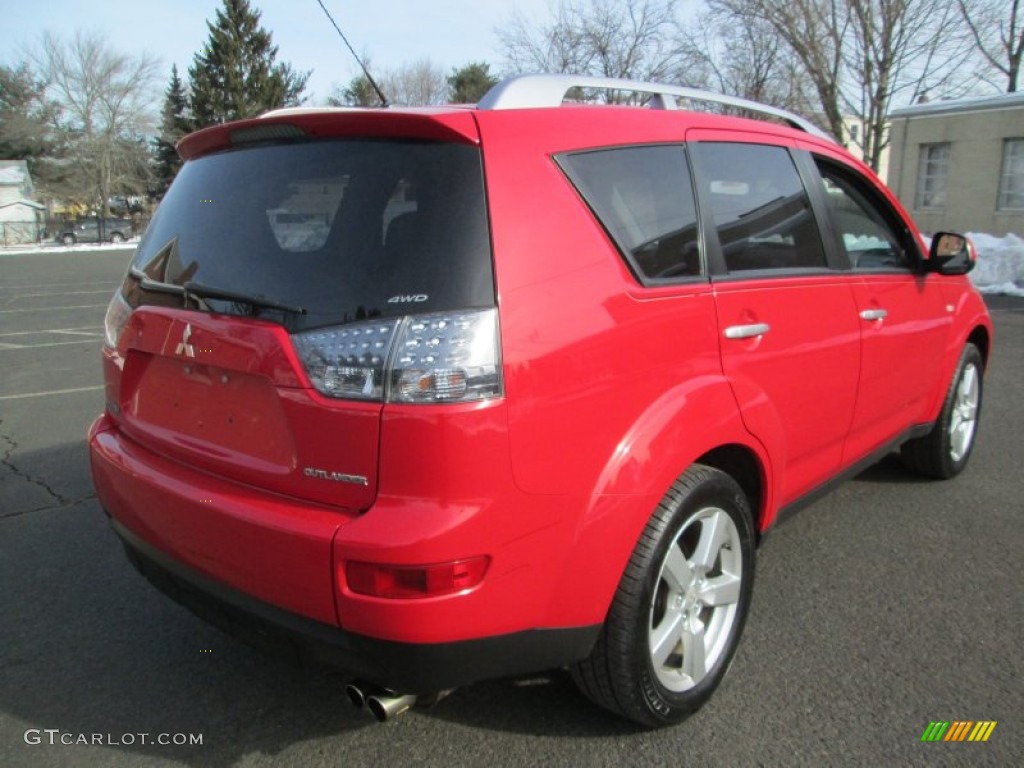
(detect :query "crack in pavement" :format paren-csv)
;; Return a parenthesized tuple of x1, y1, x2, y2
(0, 421, 94, 517)
(0, 494, 97, 520)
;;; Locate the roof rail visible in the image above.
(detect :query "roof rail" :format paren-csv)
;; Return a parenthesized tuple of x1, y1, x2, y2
(478, 74, 834, 142)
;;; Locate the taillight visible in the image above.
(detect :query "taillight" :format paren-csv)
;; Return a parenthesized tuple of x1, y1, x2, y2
(103, 291, 132, 349)
(345, 557, 489, 599)
(291, 319, 401, 401)
(292, 308, 502, 404)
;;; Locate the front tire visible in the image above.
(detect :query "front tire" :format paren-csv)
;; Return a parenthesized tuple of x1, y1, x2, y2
(901, 343, 983, 479)
(571, 465, 755, 727)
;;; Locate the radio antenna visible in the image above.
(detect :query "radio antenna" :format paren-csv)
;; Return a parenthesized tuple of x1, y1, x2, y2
(313, 0, 389, 107)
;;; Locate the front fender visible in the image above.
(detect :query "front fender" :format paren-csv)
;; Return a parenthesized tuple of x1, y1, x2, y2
(929, 281, 994, 421)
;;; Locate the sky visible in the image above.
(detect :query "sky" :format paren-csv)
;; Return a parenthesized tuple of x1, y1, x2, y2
(0, 0, 559, 105)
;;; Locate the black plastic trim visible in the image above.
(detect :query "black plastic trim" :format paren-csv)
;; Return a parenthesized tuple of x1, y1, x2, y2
(769, 422, 934, 530)
(109, 519, 600, 693)
(793, 148, 851, 271)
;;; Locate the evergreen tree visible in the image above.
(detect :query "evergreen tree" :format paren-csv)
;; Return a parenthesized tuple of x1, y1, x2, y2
(188, 0, 309, 129)
(447, 62, 499, 104)
(152, 65, 189, 198)
(328, 73, 383, 107)
(0, 64, 62, 186)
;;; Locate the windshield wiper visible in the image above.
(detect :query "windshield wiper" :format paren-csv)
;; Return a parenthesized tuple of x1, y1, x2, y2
(183, 281, 307, 316)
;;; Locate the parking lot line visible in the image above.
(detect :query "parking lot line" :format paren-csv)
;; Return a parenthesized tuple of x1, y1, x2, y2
(0, 385, 104, 401)
(0, 326, 102, 337)
(0, 339, 101, 350)
(13, 290, 114, 299)
(1, 280, 114, 290)
(0, 304, 108, 313)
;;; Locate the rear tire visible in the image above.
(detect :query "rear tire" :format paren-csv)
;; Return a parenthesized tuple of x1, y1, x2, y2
(571, 464, 755, 727)
(110, 232, 125, 243)
(61, 234, 76, 246)
(901, 343, 983, 479)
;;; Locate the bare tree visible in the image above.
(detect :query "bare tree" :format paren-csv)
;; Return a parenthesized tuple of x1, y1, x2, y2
(381, 59, 449, 106)
(328, 58, 447, 107)
(680, 11, 816, 116)
(499, 0, 695, 100)
(709, 0, 849, 142)
(710, 0, 975, 172)
(32, 31, 159, 214)
(957, 0, 1024, 92)
(843, 0, 975, 171)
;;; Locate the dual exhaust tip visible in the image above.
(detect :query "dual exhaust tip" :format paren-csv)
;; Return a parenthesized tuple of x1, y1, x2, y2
(346, 682, 418, 722)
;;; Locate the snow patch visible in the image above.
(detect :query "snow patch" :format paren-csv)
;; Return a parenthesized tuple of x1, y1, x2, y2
(0, 239, 138, 256)
(966, 232, 1024, 296)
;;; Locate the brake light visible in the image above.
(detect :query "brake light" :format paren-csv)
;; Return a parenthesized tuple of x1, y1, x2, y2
(345, 557, 489, 599)
(104, 291, 133, 349)
(291, 308, 502, 404)
(291, 320, 401, 400)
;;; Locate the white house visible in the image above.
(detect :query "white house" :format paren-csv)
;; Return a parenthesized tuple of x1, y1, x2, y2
(0, 160, 45, 245)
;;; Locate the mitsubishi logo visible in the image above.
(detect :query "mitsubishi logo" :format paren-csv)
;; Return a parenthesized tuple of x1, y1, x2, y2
(175, 323, 196, 358)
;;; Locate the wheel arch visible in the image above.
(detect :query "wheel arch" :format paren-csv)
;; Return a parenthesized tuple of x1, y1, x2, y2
(924, 319, 993, 424)
(539, 377, 773, 628)
(695, 444, 767, 541)
(967, 325, 990, 368)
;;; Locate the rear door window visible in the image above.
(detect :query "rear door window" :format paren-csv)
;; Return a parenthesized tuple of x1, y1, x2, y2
(558, 145, 702, 282)
(692, 143, 827, 272)
(129, 140, 493, 331)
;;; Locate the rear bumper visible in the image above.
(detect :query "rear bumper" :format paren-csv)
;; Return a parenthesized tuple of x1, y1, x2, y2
(112, 518, 599, 692)
(89, 413, 601, 689)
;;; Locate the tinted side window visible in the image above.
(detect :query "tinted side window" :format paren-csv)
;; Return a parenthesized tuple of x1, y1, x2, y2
(693, 143, 826, 272)
(815, 161, 912, 270)
(559, 146, 701, 281)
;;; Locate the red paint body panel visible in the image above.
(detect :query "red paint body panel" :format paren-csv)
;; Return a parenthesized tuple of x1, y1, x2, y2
(842, 275, 951, 463)
(714, 277, 862, 505)
(177, 109, 482, 160)
(88, 98, 994, 687)
(89, 414, 348, 625)
(111, 307, 381, 511)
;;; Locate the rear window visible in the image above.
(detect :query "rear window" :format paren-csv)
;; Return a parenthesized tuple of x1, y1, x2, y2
(128, 139, 493, 331)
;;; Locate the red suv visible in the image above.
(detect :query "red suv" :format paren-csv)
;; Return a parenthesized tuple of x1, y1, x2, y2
(89, 75, 992, 727)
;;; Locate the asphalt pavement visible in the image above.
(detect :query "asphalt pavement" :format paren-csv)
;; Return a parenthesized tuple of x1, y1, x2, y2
(1, 248, 1021, 767)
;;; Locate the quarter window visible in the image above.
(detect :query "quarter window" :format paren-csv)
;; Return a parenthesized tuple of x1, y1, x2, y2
(998, 138, 1024, 211)
(559, 146, 701, 281)
(693, 143, 827, 271)
(915, 143, 950, 210)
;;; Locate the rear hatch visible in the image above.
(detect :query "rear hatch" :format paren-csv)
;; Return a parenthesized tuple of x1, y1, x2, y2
(108, 116, 495, 510)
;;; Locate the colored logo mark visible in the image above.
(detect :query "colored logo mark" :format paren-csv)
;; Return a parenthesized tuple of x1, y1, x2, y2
(921, 721, 997, 742)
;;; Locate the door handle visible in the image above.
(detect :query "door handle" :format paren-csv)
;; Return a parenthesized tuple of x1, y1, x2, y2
(859, 308, 888, 321)
(724, 323, 771, 340)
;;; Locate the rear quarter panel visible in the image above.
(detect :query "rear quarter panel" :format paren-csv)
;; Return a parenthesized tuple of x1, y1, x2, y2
(476, 110, 772, 625)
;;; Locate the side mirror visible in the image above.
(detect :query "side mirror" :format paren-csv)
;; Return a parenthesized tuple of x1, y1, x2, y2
(926, 232, 975, 275)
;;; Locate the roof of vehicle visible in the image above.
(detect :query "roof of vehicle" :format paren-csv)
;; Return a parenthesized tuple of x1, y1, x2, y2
(177, 74, 839, 161)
